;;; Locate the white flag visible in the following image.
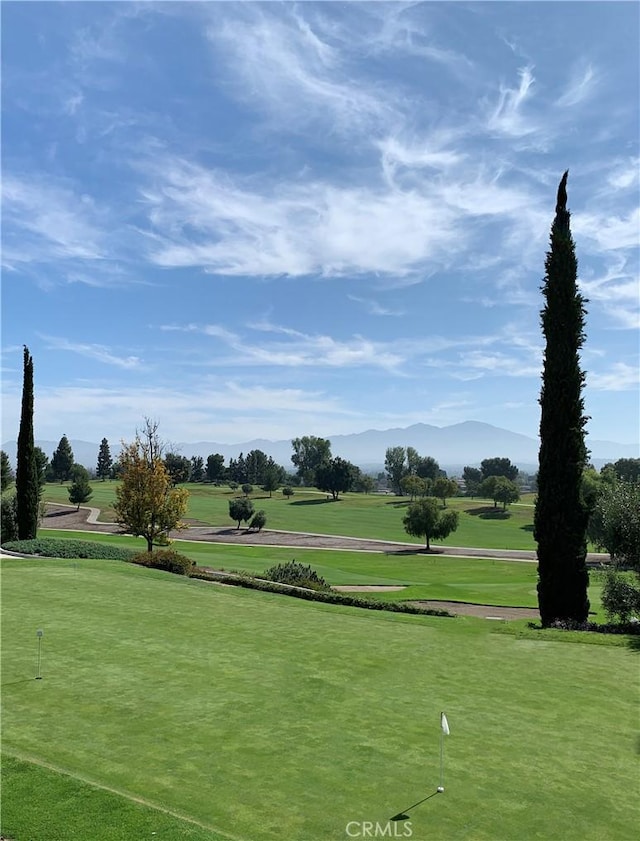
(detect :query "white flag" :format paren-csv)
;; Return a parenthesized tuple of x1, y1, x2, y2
(441, 712, 450, 736)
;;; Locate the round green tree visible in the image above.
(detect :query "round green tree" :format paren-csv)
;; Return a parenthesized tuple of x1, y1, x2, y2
(402, 497, 459, 550)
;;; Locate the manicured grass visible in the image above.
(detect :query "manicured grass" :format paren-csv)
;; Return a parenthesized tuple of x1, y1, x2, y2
(39, 527, 539, 605)
(2, 556, 637, 841)
(38, 528, 613, 614)
(44, 479, 121, 520)
(43, 481, 537, 549)
(2, 755, 226, 841)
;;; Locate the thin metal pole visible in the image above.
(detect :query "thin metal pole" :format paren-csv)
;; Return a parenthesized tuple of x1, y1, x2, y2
(36, 633, 43, 679)
(439, 728, 444, 789)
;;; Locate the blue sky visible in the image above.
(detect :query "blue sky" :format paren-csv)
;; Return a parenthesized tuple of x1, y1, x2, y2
(2, 1, 639, 449)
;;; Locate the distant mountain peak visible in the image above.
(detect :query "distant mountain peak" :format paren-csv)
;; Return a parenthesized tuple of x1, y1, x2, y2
(2, 422, 636, 471)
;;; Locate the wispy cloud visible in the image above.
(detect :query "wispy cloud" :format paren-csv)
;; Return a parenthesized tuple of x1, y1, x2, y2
(588, 363, 639, 392)
(2, 173, 105, 268)
(574, 208, 640, 253)
(160, 321, 404, 372)
(2, 382, 360, 444)
(556, 63, 597, 107)
(204, 4, 397, 135)
(456, 350, 541, 378)
(607, 157, 640, 191)
(347, 2, 476, 81)
(348, 295, 404, 317)
(158, 319, 545, 385)
(487, 66, 537, 137)
(579, 255, 639, 329)
(39, 335, 142, 369)
(377, 135, 465, 187)
(138, 154, 461, 278)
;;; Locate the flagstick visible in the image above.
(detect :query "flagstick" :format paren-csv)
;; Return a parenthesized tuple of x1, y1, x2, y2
(437, 711, 448, 793)
(439, 725, 444, 791)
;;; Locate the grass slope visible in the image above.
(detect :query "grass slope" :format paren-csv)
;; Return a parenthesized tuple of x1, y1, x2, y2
(42, 482, 537, 549)
(2, 556, 637, 841)
(37, 529, 610, 613)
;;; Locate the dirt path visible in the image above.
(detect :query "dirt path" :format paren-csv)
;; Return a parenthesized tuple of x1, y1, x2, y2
(406, 600, 539, 620)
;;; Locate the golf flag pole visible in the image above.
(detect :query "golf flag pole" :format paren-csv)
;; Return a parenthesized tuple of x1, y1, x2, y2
(438, 712, 450, 792)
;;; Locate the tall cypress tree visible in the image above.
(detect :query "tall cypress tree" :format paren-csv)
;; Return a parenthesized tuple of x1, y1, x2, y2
(534, 172, 589, 625)
(16, 346, 40, 540)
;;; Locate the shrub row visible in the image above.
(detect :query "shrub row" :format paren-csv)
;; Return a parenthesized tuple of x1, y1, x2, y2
(1, 538, 136, 562)
(529, 619, 640, 636)
(190, 569, 454, 618)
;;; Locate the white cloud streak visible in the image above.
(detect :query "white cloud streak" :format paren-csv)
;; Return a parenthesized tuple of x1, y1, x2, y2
(588, 363, 640, 392)
(160, 321, 405, 372)
(39, 335, 142, 369)
(348, 295, 405, 317)
(556, 63, 597, 108)
(204, 4, 397, 135)
(2, 174, 105, 267)
(487, 66, 537, 138)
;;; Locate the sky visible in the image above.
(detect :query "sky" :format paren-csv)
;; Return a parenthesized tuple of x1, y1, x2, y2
(1, 0, 639, 451)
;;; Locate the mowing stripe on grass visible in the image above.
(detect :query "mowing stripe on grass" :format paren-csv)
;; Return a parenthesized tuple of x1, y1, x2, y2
(3, 748, 244, 841)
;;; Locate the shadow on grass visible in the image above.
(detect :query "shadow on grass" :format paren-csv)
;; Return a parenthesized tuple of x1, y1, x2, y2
(384, 499, 409, 507)
(466, 505, 511, 520)
(390, 790, 441, 821)
(521, 524, 535, 532)
(385, 548, 443, 557)
(212, 528, 248, 535)
(525, 620, 640, 651)
(1, 678, 36, 688)
(289, 498, 336, 506)
(627, 635, 640, 654)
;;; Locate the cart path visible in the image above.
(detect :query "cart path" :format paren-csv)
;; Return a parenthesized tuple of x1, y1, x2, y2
(40, 503, 609, 564)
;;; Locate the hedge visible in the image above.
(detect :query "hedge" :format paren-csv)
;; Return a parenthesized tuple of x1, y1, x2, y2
(190, 570, 454, 618)
(1, 538, 136, 562)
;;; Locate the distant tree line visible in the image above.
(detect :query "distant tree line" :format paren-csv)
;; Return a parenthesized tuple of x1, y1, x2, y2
(289, 435, 375, 499)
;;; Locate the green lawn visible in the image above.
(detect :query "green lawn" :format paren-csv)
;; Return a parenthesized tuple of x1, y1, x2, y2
(43, 481, 538, 549)
(37, 528, 611, 614)
(2, 755, 224, 840)
(2, 556, 637, 841)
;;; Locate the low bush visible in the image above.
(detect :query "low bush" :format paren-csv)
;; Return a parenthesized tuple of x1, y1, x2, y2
(1, 537, 135, 561)
(130, 548, 195, 576)
(601, 570, 640, 624)
(262, 559, 329, 591)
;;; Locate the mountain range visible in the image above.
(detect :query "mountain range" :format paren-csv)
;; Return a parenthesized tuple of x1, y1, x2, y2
(3, 422, 637, 475)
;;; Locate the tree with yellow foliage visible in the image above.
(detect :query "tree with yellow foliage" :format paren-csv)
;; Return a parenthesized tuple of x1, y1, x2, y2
(114, 419, 189, 553)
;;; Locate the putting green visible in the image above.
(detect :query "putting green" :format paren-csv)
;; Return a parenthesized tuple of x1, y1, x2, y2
(2, 556, 637, 841)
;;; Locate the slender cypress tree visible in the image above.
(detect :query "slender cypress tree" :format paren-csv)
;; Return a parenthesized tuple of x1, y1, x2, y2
(534, 172, 589, 625)
(15, 346, 40, 540)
